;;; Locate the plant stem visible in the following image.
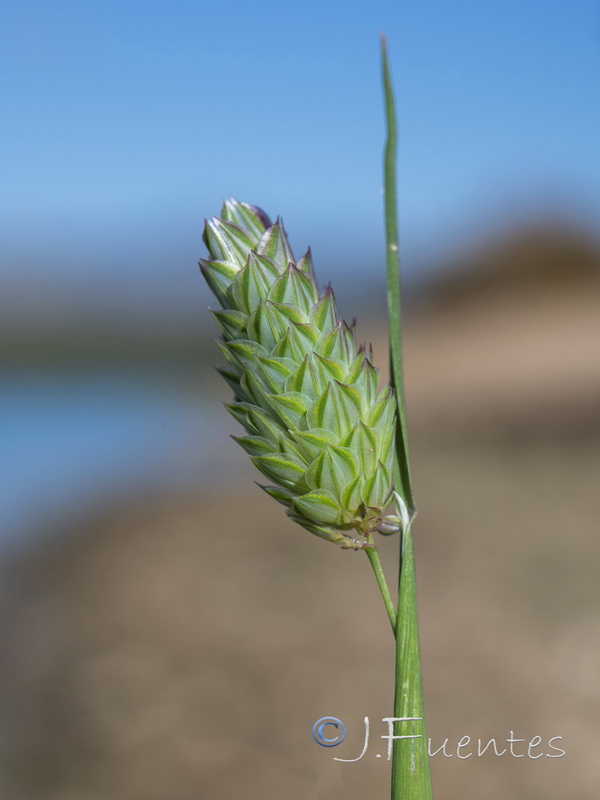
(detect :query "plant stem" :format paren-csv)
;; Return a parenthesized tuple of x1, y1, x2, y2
(381, 37, 434, 800)
(391, 528, 433, 800)
(365, 542, 397, 632)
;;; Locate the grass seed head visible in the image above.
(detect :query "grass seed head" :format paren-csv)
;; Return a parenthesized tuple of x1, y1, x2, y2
(201, 199, 403, 548)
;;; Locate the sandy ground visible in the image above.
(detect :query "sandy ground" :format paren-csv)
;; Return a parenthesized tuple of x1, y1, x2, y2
(1, 280, 599, 800)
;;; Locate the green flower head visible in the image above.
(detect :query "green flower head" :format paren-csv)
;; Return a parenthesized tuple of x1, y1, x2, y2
(200, 199, 407, 548)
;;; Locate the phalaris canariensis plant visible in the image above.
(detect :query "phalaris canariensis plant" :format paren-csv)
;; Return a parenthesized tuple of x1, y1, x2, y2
(199, 37, 434, 800)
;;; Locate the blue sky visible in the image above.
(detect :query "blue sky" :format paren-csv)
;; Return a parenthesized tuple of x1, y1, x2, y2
(2, 0, 599, 321)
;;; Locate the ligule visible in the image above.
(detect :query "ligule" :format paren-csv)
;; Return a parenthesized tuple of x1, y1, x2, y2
(200, 198, 407, 547)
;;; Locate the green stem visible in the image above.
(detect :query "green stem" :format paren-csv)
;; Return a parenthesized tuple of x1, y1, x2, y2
(381, 37, 434, 800)
(381, 35, 415, 517)
(391, 528, 433, 800)
(365, 543, 397, 632)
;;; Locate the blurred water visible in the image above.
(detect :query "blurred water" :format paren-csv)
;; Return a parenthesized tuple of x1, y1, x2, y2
(0, 366, 233, 551)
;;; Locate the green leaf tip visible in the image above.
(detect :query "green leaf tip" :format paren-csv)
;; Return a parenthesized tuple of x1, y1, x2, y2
(381, 38, 416, 518)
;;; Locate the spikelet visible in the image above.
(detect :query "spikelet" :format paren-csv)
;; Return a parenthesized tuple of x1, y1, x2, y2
(200, 199, 407, 549)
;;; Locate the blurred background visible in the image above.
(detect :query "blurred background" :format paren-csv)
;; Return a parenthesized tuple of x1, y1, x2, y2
(1, 1, 599, 798)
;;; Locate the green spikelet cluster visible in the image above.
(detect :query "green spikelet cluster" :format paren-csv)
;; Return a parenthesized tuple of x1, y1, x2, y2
(200, 199, 404, 549)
